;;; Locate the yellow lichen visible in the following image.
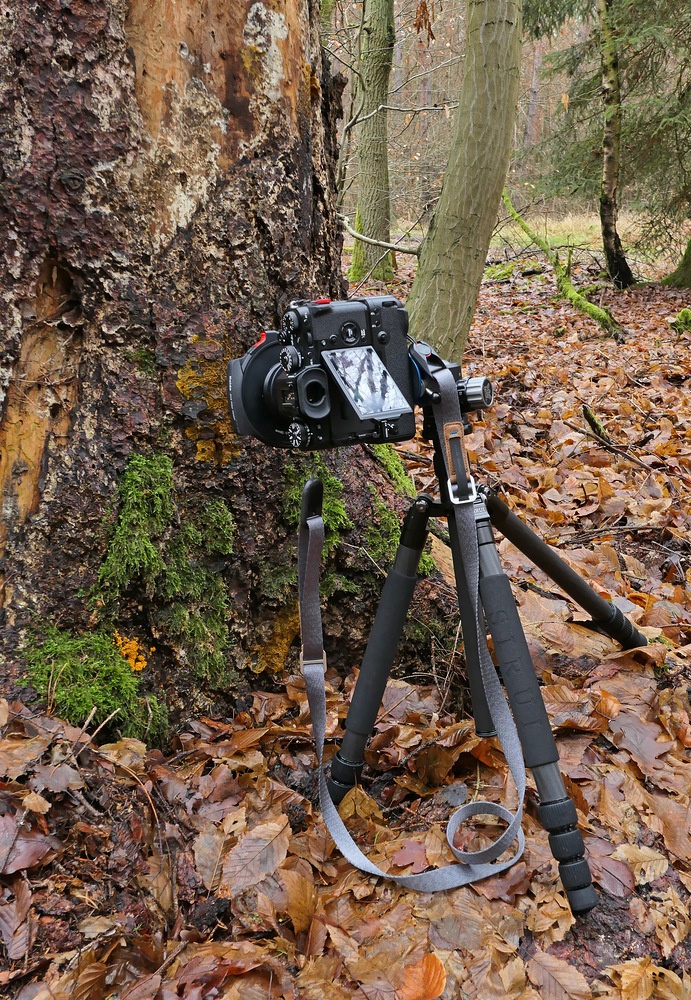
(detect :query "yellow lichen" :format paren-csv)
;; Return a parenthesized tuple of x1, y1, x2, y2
(249, 604, 301, 675)
(113, 631, 149, 672)
(175, 350, 239, 465)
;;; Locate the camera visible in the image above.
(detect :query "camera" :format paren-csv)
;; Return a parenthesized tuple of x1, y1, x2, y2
(227, 296, 492, 450)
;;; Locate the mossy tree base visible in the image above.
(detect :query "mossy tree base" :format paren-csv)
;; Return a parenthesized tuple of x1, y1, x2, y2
(662, 238, 691, 288)
(348, 209, 395, 284)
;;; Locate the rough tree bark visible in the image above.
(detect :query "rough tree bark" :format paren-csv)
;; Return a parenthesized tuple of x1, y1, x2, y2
(405, 0, 522, 360)
(0, 0, 450, 727)
(348, 0, 396, 283)
(596, 0, 635, 289)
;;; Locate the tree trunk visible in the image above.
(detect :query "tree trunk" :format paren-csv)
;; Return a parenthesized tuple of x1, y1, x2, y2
(596, 0, 635, 289)
(522, 40, 544, 150)
(406, 0, 522, 360)
(0, 0, 451, 729)
(663, 236, 691, 288)
(348, 0, 396, 284)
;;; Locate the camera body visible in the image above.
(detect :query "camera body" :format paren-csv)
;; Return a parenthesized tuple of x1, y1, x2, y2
(228, 296, 417, 450)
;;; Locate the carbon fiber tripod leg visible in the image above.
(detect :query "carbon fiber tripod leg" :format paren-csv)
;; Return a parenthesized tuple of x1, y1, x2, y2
(472, 498, 598, 914)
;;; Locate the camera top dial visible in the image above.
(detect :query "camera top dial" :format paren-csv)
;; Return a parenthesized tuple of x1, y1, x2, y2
(280, 345, 302, 373)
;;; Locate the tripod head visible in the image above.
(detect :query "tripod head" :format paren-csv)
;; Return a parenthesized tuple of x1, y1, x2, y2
(408, 340, 494, 414)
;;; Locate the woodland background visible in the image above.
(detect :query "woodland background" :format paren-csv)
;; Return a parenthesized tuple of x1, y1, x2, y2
(0, 1, 690, 998)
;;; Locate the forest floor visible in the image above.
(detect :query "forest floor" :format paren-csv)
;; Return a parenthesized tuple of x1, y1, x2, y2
(1, 252, 691, 999)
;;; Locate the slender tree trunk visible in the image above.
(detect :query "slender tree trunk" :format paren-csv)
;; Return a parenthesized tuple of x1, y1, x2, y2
(1, 0, 450, 724)
(406, 0, 522, 359)
(348, 0, 396, 283)
(596, 0, 635, 289)
(523, 40, 544, 150)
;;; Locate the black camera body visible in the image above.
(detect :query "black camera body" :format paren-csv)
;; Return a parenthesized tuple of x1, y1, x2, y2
(228, 296, 417, 450)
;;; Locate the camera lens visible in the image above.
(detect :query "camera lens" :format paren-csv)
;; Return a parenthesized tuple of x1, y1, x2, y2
(340, 321, 360, 345)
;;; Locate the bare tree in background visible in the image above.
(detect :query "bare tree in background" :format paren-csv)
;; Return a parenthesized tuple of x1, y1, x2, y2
(407, 0, 522, 358)
(348, 0, 397, 282)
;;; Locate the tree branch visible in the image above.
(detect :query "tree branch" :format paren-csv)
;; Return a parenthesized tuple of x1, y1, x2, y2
(341, 216, 420, 256)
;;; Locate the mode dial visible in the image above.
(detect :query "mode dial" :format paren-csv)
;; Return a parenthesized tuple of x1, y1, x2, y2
(288, 421, 311, 449)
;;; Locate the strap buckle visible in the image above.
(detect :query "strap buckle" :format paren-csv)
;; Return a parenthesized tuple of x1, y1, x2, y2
(447, 475, 477, 506)
(300, 651, 327, 674)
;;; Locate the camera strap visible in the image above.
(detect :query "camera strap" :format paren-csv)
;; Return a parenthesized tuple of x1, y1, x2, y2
(298, 371, 526, 891)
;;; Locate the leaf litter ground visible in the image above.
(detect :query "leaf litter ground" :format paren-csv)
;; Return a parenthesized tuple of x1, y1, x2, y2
(1, 260, 690, 999)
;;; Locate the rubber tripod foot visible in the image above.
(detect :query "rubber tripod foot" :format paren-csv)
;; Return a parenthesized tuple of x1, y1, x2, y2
(566, 883, 599, 914)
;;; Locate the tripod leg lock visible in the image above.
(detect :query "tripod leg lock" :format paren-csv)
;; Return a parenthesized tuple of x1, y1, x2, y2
(327, 753, 364, 804)
(538, 798, 598, 914)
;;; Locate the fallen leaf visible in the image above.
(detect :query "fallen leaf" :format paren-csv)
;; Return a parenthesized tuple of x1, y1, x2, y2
(193, 826, 229, 892)
(527, 948, 593, 999)
(396, 953, 447, 1000)
(22, 792, 51, 815)
(0, 814, 61, 874)
(391, 839, 429, 874)
(0, 880, 35, 960)
(610, 844, 668, 885)
(218, 817, 291, 897)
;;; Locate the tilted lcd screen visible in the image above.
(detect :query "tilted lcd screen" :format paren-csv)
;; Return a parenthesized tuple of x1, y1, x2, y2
(322, 346, 413, 420)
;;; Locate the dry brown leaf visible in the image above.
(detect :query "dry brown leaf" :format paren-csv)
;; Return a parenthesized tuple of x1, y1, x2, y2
(527, 948, 593, 999)
(396, 953, 447, 1000)
(137, 849, 175, 916)
(610, 844, 668, 885)
(0, 879, 35, 961)
(605, 956, 689, 1000)
(278, 867, 317, 933)
(74, 961, 107, 1000)
(218, 816, 290, 897)
(391, 839, 429, 874)
(22, 792, 51, 815)
(193, 826, 230, 892)
(0, 813, 61, 874)
(541, 683, 605, 733)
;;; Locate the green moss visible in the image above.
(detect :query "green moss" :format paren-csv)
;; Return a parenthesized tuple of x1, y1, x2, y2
(366, 488, 402, 568)
(369, 445, 435, 576)
(348, 208, 395, 284)
(25, 626, 167, 742)
(370, 444, 416, 497)
(670, 308, 691, 335)
(96, 452, 237, 686)
(283, 455, 352, 556)
(484, 261, 517, 282)
(365, 487, 436, 577)
(125, 347, 157, 376)
(273, 456, 355, 600)
(98, 453, 174, 597)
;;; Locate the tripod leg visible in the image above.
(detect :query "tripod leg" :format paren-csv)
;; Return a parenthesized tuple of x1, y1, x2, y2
(447, 518, 497, 738)
(485, 491, 647, 650)
(327, 497, 431, 804)
(473, 500, 598, 914)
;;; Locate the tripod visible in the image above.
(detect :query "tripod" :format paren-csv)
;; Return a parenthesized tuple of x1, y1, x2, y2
(322, 375, 646, 916)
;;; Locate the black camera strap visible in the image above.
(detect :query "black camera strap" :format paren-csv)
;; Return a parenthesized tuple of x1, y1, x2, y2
(298, 370, 526, 891)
